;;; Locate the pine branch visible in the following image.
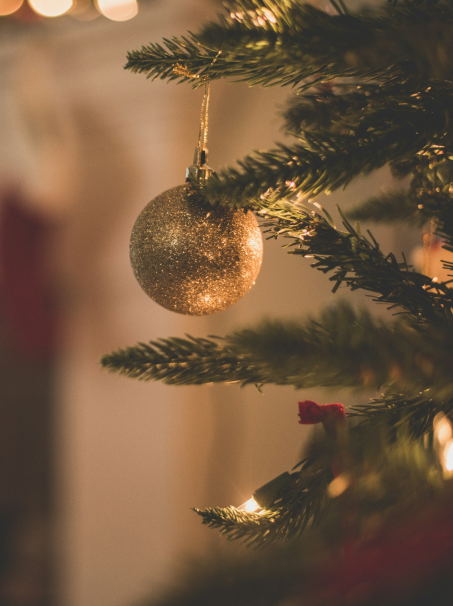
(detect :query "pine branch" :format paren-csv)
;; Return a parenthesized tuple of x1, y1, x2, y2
(346, 157, 453, 251)
(346, 190, 428, 227)
(125, 2, 453, 89)
(352, 392, 453, 437)
(283, 87, 376, 135)
(120, 0, 453, 549)
(100, 335, 263, 385)
(126, 3, 453, 208)
(194, 412, 449, 545)
(101, 302, 453, 397)
(413, 158, 453, 251)
(194, 454, 332, 546)
(202, 85, 453, 206)
(197, 1, 453, 84)
(261, 202, 453, 322)
(282, 81, 453, 139)
(202, 136, 425, 209)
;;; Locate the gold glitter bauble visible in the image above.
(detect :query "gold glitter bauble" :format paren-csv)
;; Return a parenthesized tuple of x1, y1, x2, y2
(130, 184, 263, 315)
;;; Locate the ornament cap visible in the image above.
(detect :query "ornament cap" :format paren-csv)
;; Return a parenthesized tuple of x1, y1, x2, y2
(186, 147, 214, 184)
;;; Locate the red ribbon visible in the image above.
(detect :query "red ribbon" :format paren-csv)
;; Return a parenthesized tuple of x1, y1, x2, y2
(298, 400, 345, 425)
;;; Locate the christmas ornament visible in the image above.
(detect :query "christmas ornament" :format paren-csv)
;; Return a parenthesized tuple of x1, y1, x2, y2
(130, 84, 263, 315)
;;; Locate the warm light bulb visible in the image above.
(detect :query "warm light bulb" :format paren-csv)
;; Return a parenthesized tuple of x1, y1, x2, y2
(28, 0, 72, 16)
(433, 413, 453, 475)
(445, 441, 453, 472)
(434, 412, 453, 446)
(327, 474, 351, 498)
(0, 0, 24, 15)
(95, 0, 136, 21)
(238, 497, 261, 513)
(438, 422, 452, 446)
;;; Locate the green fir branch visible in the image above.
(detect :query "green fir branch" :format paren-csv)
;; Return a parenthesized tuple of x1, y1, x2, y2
(126, 2, 453, 208)
(193, 412, 451, 545)
(346, 190, 429, 227)
(143, 432, 453, 602)
(197, 1, 453, 84)
(125, 2, 453, 89)
(261, 202, 453, 322)
(347, 157, 453, 251)
(351, 392, 453, 438)
(119, 0, 453, 548)
(282, 82, 453, 139)
(100, 335, 262, 385)
(202, 134, 429, 208)
(283, 87, 377, 135)
(101, 303, 453, 397)
(194, 455, 332, 546)
(413, 158, 453, 251)
(202, 85, 453, 206)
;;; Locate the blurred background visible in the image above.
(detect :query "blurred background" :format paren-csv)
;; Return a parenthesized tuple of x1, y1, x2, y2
(0, 0, 408, 604)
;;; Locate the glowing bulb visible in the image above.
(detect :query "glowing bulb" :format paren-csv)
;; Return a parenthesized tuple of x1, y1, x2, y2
(327, 474, 351, 498)
(95, 0, 136, 21)
(437, 421, 452, 445)
(28, 0, 72, 16)
(0, 0, 23, 15)
(434, 412, 453, 445)
(238, 497, 261, 513)
(445, 440, 453, 472)
(262, 8, 277, 23)
(434, 414, 453, 474)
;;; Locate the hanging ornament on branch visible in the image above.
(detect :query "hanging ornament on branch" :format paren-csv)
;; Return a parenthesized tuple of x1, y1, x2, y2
(129, 82, 263, 315)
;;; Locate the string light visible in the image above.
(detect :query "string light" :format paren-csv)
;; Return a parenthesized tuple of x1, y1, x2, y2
(238, 497, 261, 514)
(433, 412, 453, 476)
(95, 0, 137, 21)
(445, 442, 453, 472)
(434, 412, 452, 446)
(327, 474, 351, 498)
(28, 0, 72, 17)
(237, 472, 295, 514)
(0, 0, 23, 16)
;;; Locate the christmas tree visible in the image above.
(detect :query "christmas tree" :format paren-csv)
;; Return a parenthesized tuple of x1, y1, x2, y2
(101, 0, 453, 603)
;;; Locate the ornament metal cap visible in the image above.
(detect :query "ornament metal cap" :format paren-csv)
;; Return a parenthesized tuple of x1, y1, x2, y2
(186, 147, 214, 184)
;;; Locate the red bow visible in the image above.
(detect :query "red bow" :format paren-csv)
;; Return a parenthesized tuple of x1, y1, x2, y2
(298, 400, 345, 425)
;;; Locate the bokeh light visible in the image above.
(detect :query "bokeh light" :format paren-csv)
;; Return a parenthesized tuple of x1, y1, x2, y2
(69, 0, 98, 20)
(95, 0, 137, 21)
(28, 0, 72, 17)
(0, 0, 24, 15)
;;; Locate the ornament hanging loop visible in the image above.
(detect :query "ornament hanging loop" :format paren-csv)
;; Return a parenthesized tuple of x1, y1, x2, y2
(186, 82, 214, 184)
